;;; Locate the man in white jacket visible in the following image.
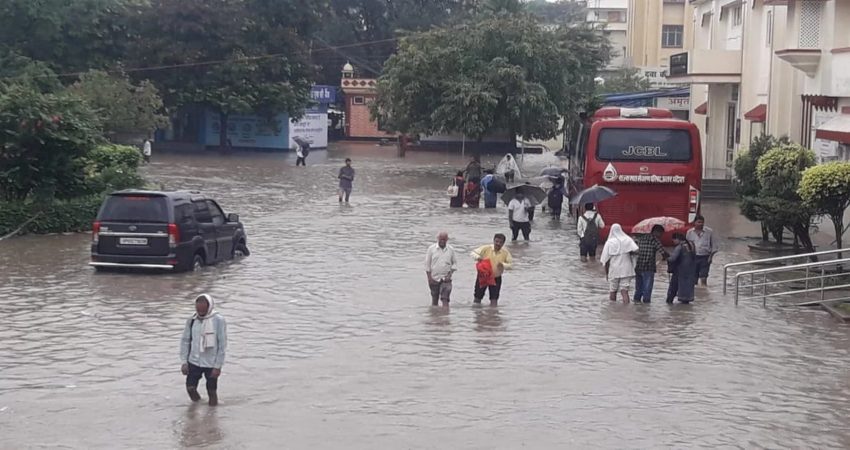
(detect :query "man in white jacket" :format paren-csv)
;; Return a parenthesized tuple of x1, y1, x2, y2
(180, 294, 227, 406)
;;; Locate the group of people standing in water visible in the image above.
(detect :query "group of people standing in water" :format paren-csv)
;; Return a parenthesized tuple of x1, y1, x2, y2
(450, 155, 521, 209)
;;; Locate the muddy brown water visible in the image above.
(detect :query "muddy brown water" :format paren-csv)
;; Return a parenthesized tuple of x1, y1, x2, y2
(2, 144, 850, 449)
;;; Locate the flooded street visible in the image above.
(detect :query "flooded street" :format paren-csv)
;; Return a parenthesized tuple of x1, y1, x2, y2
(2, 144, 850, 449)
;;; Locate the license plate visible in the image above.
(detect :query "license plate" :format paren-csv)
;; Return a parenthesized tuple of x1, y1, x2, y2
(119, 237, 148, 245)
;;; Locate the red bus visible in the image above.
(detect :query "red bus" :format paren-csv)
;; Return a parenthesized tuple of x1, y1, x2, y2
(567, 107, 702, 242)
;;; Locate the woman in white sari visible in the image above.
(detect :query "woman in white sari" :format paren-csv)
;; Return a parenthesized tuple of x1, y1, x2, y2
(496, 154, 521, 182)
(600, 224, 639, 303)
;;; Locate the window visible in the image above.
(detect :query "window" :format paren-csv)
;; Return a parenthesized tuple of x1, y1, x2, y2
(193, 201, 212, 224)
(607, 11, 623, 23)
(732, 6, 743, 26)
(175, 204, 194, 224)
(766, 10, 774, 47)
(352, 96, 365, 105)
(662, 25, 684, 48)
(206, 200, 225, 226)
(596, 128, 692, 162)
(799, 0, 823, 48)
(100, 195, 169, 223)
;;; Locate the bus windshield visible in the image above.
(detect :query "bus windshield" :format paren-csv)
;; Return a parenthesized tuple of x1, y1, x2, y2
(596, 128, 692, 162)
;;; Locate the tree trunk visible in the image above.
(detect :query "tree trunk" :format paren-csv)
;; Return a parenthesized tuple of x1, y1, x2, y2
(793, 224, 818, 262)
(760, 222, 770, 242)
(219, 111, 229, 151)
(834, 216, 844, 272)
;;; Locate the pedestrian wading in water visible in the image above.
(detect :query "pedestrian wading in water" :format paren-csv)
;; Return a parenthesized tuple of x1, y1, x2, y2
(425, 231, 457, 306)
(577, 203, 604, 262)
(338, 158, 355, 203)
(600, 224, 638, 303)
(471, 233, 513, 306)
(180, 294, 227, 406)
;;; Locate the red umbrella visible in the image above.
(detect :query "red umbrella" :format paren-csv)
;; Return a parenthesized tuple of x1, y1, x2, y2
(632, 216, 686, 234)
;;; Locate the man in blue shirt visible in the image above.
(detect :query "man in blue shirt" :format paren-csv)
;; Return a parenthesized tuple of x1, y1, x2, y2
(180, 294, 227, 406)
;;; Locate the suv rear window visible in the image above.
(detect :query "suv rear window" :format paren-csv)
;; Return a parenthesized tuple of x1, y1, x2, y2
(596, 128, 692, 162)
(99, 195, 169, 222)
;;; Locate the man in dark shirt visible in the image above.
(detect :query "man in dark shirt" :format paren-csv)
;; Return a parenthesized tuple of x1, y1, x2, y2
(338, 158, 355, 203)
(633, 225, 669, 303)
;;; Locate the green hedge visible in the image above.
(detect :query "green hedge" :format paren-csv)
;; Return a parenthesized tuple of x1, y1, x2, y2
(87, 144, 142, 172)
(0, 195, 103, 237)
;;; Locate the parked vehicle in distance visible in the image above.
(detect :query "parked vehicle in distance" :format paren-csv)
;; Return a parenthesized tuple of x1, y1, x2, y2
(90, 190, 249, 272)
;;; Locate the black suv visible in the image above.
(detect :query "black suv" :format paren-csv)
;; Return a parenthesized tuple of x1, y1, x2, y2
(90, 190, 249, 272)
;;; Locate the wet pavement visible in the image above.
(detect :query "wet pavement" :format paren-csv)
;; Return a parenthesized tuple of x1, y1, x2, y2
(2, 143, 850, 449)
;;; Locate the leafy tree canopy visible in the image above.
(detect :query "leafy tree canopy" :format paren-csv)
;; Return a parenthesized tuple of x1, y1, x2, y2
(131, 0, 317, 145)
(596, 67, 652, 95)
(0, 0, 138, 73)
(68, 70, 168, 136)
(799, 162, 850, 250)
(372, 4, 610, 141)
(313, 0, 480, 84)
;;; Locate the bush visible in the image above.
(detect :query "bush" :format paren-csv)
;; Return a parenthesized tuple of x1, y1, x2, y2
(0, 195, 103, 237)
(87, 144, 142, 172)
(799, 162, 850, 251)
(0, 83, 103, 201)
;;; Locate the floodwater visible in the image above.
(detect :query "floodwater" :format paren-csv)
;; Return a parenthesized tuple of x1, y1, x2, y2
(2, 143, 850, 449)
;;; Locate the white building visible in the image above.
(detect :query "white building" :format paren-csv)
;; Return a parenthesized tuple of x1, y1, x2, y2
(776, 0, 850, 162)
(585, 0, 630, 69)
(667, 0, 850, 180)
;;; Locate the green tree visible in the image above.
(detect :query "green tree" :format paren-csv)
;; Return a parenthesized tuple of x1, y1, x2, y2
(131, 0, 316, 148)
(0, 0, 138, 73)
(799, 162, 850, 252)
(596, 67, 652, 94)
(742, 144, 817, 253)
(372, 5, 610, 144)
(0, 84, 102, 201)
(314, 0, 480, 85)
(525, 0, 585, 24)
(734, 134, 792, 242)
(0, 52, 62, 93)
(68, 70, 168, 138)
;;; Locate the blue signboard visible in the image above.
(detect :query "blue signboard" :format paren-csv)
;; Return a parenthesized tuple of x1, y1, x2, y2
(204, 110, 289, 150)
(311, 85, 336, 104)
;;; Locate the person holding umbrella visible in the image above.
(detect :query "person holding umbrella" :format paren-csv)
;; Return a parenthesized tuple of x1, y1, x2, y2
(633, 224, 670, 304)
(508, 192, 533, 241)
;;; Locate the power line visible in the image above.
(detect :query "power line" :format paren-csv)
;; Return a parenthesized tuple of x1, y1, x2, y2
(0, 37, 401, 81)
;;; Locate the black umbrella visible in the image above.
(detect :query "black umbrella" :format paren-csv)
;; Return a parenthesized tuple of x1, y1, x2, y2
(502, 184, 547, 206)
(569, 184, 617, 206)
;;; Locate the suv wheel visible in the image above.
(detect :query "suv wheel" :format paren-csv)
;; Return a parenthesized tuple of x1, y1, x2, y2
(233, 241, 250, 258)
(192, 254, 205, 272)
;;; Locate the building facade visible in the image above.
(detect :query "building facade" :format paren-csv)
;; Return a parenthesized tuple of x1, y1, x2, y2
(155, 86, 335, 151)
(627, 0, 695, 87)
(666, 0, 850, 180)
(340, 63, 397, 140)
(586, 0, 630, 69)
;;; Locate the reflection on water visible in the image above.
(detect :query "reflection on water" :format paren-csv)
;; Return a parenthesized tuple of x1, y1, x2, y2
(177, 403, 224, 448)
(2, 144, 850, 448)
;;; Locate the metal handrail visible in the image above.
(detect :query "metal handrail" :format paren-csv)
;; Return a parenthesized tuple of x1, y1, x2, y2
(733, 256, 850, 305)
(722, 247, 850, 294)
